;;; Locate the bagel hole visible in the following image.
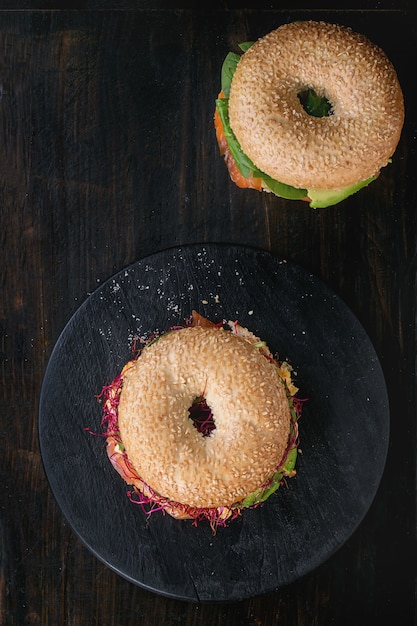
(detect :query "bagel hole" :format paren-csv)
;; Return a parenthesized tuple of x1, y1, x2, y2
(298, 88, 332, 117)
(188, 395, 216, 437)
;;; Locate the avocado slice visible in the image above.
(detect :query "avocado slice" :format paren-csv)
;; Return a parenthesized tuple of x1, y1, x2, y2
(307, 177, 376, 209)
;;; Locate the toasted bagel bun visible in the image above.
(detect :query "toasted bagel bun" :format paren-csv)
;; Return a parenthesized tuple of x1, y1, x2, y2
(117, 325, 292, 509)
(228, 21, 404, 190)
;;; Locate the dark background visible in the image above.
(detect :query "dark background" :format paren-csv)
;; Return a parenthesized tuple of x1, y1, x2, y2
(1, 3, 416, 625)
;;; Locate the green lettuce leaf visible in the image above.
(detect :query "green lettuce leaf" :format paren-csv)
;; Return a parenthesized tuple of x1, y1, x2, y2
(298, 88, 332, 117)
(215, 97, 260, 179)
(221, 42, 254, 97)
(216, 97, 308, 200)
(221, 52, 241, 97)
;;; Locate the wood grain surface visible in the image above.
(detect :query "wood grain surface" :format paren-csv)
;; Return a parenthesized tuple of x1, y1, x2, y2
(1, 4, 416, 625)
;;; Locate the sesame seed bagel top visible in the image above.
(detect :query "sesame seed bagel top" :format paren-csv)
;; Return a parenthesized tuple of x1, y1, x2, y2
(228, 21, 404, 190)
(117, 326, 291, 509)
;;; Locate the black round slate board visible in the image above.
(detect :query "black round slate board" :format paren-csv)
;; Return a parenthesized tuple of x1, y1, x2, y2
(38, 243, 389, 602)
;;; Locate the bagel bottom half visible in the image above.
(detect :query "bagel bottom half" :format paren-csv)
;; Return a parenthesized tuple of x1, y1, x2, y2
(98, 311, 302, 530)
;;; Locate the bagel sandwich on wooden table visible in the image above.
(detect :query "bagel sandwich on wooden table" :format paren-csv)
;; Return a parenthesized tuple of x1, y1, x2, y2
(98, 311, 303, 531)
(215, 21, 404, 208)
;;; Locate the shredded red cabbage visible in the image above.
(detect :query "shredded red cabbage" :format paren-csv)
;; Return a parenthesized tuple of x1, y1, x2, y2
(188, 395, 216, 436)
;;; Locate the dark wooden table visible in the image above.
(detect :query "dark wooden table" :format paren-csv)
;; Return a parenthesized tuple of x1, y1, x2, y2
(1, 3, 416, 625)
